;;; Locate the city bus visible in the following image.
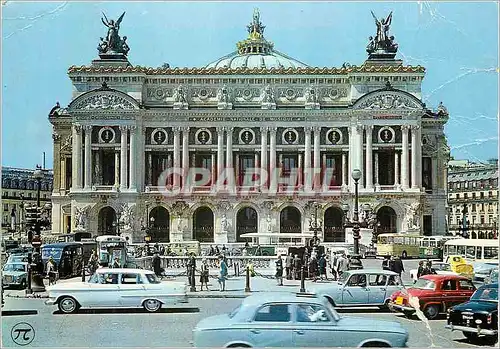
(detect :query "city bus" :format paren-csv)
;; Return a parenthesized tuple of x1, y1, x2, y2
(95, 235, 128, 267)
(443, 239, 499, 264)
(376, 233, 421, 259)
(419, 235, 461, 259)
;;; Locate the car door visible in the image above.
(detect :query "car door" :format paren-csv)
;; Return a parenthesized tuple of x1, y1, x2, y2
(292, 303, 338, 347)
(118, 273, 145, 307)
(367, 274, 386, 305)
(87, 272, 121, 307)
(457, 279, 476, 300)
(441, 278, 463, 311)
(248, 304, 294, 347)
(341, 273, 369, 305)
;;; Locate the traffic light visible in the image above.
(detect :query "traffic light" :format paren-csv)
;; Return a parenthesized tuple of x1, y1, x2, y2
(25, 205, 42, 234)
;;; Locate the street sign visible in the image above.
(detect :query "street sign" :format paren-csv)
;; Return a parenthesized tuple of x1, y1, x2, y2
(31, 236, 42, 247)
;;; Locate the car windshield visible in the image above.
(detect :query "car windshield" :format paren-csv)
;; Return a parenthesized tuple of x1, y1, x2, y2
(3, 263, 25, 272)
(471, 287, 498, 302)
(8, 255, 27, 262)
(338, 272, 350, 284)
(413, 278, 436, 290)
(145, 273, 161, 284)
(434, 264, 451, 272)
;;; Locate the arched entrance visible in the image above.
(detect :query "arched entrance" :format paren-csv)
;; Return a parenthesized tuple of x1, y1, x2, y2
(236, 207, 258, 242)
(98, 206, 116, 235)
(324, 207, 345, 242)
(280, 206, 301, 234)
(377, 206, 397, 234)
(193, 207, 214, 242)
(149, 206, 170, 243)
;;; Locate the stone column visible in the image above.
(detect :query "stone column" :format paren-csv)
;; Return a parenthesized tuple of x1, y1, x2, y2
(83, 125, 92, 189)
(72, 124, 83, 189)
(94, 151, 101, 185)
(211, 153, 216, 186)
(173, 127, 181, 188)
(119, 126, 128, 190)
(60, 157, 66, 191)
(395, 151, 400, 188)
(114, 151, 120, 187)
(356, 124, 364, 188)
(313, 126, 321, 189)
(365, 125, 373, 190)
(342, 152, 348, 188)
(226, 127, 234, 190)
(321, 153, 327, 188)
(297, 153, 303, 188)
(374, 152, 380, 190)
(217, 127, 224, 189)
(304, 126, 312, 191)
(182, 127, 190, 188)
(235, 153, 240, 186)
(147, 152, 152, 186)
(260, 127, 268, 189)
(416, 126, 422, 188)
(401, 125, 409, 190)
(347, 127, 353, 189)
(411, 125, 419, 189)
(269, 127, 277, 191)
(129, 126, 137, 190)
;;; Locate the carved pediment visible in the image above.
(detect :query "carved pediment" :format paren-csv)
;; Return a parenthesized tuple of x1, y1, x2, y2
(69, 86, 140, 111)
(354, 89, 423, 111)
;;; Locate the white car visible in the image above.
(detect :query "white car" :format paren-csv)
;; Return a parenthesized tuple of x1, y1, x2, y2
(409, 262, 458, 282)
(45, 268, 188, 314)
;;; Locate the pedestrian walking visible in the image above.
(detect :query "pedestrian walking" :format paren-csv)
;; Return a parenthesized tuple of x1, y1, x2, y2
(275, 255, 284, 286)
(389, 255, 396, 273)
(46, 256, 58, 285)
(217, 255, 228, 291)
(309, 256, 318, 282)
(382, 255, 391, 270)
(318, 254, 327, 281)
(215, 245, 220, 256)
(199, 258, 210, 291)
(336, 253, 348, 277)
(331, 251, 339, 280)
(285, 253, 293, 280)
(392, 256, 405, 283)
(424, 260, 437, 275)
(152, 252, 162, 277)
(293, 254, 301, 280)
(416, 260, 425, 280)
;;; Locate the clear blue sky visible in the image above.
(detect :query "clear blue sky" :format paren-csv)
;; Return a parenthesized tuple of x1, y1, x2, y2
(2, 1, 499, 169)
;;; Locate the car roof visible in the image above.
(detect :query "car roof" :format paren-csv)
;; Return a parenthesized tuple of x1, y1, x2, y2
(241, 292, 324, 307)
(421, 274, 469, 281)
(42, 242, 82, 248)
(95, 268, 153, 274)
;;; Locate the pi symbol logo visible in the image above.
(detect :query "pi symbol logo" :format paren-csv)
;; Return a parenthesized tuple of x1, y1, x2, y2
(11, 322, 35, 346)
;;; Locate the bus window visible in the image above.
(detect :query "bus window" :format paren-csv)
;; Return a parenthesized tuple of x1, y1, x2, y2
(457, 245, 465, 256)
(394, 237, 403, 244)
(448, 245, 457, 255)
(466, 246, 475, 259)
(476, 247, 482, 259)
(429, 240, 436, 247)
(484, 247, 499, 260)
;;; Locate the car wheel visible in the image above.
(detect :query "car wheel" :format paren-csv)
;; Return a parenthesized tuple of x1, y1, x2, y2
(423, 304, 439, 320)
(361, 341, 391, 347)
(227, 344, 251, 348)
(483, 335, 498, 345)
(143, 299, 162, 313)
(58, 296, 79, 314)
(401, 251, 407, 259)
(462, 332, 478, 341)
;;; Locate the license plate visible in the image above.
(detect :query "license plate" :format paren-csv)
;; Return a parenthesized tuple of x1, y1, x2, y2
(396, 296, 403, 305)
(462, 314, 474, 320)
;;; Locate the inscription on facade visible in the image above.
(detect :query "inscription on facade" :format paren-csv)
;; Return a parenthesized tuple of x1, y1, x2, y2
(188, 116, 306, 122)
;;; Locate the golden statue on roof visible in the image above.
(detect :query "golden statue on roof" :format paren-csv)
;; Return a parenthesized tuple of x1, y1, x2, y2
(247, 8, 265, 39)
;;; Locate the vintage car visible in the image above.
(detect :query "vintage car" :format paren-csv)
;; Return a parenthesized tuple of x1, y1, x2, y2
(445, 283, 498, 344)
(484, 269, 498, 285)
(388, 274, 476, 319)
(192, 293, 409, 348)
(308, 269, 403, 308)
(471, 262, 498, 282)
(445, 255, 474, 279)
(409, 262, 458, 282)
(45, 268, 188, 313)
(2, 262, 28, 289)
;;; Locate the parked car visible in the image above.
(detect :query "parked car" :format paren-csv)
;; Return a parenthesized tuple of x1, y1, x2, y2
(445, 283, 498, 344)
(484, 269, 498, 285)
(388, 274, 476, 319)
(7, 253, 29, 263)
(192, 293, 409, 348)
(409, 262, 458, 282)
(45, 268, 188, 314)
(471, 262, 498, 282)
(2, 262, 28, 289)
(308, 269, 403, 308)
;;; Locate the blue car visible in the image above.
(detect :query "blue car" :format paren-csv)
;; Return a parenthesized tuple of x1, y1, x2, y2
(308, 269, 404, 308)
(193, 293, 409, 347)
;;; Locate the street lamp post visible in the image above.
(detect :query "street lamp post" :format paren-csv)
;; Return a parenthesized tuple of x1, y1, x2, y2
(308, 201, 322, 248)
(342, 169, 363, 270)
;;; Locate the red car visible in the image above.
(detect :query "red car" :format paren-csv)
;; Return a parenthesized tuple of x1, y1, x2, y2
(388, 274, 476, 319)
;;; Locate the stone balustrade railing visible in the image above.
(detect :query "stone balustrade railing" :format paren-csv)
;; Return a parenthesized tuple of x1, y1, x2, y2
(131, 255, 277, 271)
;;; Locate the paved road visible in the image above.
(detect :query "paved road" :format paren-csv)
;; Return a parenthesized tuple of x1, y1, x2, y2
(2, 295, 496, 348)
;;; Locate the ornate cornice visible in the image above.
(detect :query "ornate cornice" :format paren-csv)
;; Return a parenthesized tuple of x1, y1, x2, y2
(68, 65, 426, 75)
